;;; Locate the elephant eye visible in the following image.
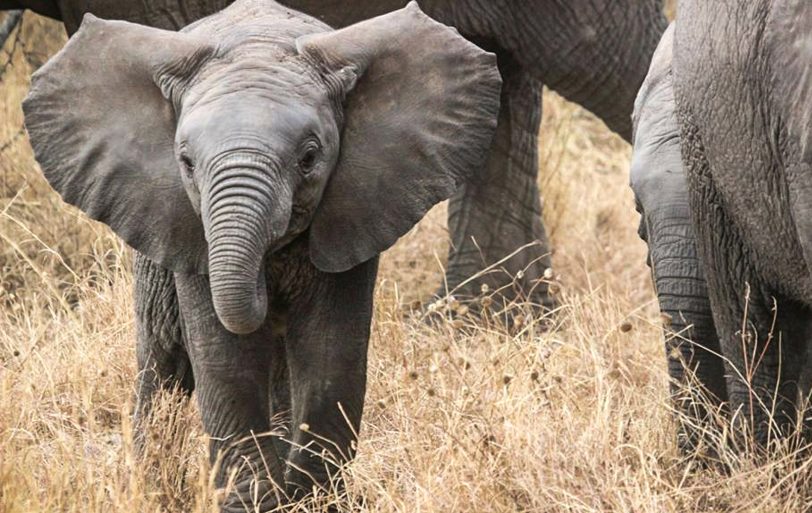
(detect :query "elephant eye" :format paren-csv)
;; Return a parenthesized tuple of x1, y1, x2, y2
(298, 144, 320, 174)
(179, 154, 195, 177)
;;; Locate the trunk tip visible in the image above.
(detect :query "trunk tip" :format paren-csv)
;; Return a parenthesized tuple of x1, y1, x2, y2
(219, 313, 266, 335)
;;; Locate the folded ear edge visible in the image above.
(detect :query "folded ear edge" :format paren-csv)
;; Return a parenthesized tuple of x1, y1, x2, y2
(23, 13, 214, 275)
(301, 3, 501, 274)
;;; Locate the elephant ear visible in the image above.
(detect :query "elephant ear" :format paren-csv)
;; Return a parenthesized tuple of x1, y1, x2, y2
(298, 2, 502, 273)
(630, 24, 680, 202)
(23, 14, 214, 273)
(768, 0, 812, 162)
(632, 23, 675, 142)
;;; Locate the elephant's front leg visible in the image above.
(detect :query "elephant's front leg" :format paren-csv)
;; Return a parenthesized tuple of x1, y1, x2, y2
(282, 258, 377, 500)
(445, 60, 553, 311)
(174, 272, 285, 512)
(133, 253, 194, 451)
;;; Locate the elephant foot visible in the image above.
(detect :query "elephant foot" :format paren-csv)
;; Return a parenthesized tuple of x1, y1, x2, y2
(218, 477, 284, 513)
(283, 473, 355, 513)
(675, 419, 723, 462)
(221, 500, 280, 513)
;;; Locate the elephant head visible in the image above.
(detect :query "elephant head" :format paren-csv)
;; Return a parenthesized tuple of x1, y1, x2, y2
(23, 0, 502, 334)
(629, 23, 728, 450)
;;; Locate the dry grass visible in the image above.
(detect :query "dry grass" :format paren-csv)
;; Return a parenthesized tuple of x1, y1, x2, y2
(2, 10, 812, 513)
(665, 0, 677, 20)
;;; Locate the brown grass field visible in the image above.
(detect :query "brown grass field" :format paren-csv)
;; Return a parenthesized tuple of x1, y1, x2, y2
(4, 6, 812, 512)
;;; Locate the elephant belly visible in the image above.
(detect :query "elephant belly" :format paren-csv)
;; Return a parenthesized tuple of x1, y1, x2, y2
(277, 0, 408, 28)
(14, 1, 62, 18)
(58, 0, 235, 33)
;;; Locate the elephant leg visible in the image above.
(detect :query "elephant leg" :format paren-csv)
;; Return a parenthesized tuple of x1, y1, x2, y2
(133, 252, 194, 450)
(174, 272, 284, 513)
(444, 58, 553, 310)
(283, 258, 377, 499)
(639, 198, 728, 451)
(269, 339, 292, 460)
(711, 282, 806, 447)
(684, 123, 805, 447)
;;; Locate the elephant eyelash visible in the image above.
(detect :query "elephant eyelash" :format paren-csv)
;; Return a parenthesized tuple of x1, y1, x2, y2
(298, 142, 321, 174)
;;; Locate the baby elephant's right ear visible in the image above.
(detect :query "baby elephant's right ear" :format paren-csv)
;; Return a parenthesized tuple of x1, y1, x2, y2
(23, 15, 214, 274)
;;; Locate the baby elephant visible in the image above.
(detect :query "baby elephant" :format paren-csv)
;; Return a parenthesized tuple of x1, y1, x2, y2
(23, 0, 501, 509)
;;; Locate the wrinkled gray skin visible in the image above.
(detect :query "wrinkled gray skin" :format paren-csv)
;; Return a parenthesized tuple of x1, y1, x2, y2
(630, 25, 726, 452)
(633, 2, 812, 447)
(23, 1, 501, 509)
(3, 0, 668, 309)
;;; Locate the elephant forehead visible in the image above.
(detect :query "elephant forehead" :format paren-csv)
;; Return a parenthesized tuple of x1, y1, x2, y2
(183, 0, 330, 37)
(178, 94, 325, 154)
(186, 59, 326, 109)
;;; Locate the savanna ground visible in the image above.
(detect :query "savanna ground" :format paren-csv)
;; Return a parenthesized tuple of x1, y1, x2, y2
(4, 5, 812, 512)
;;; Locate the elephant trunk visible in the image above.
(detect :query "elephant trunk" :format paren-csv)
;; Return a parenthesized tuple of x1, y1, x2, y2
(641, 199, 728, 451)
(644, 202, 726, 400)
(203, 163, 291, 335)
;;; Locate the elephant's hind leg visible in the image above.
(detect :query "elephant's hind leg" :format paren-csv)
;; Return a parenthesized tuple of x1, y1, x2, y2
(133, 252, 194, 450)
(684, 122, 805, 447)
(444, 58, 553, 311)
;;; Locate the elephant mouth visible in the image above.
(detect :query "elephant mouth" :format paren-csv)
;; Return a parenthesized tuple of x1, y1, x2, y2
(292, 203, 310, 216)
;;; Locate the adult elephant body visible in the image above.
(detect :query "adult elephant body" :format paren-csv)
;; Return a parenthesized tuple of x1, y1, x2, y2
(633, 1, 812, 445)
(3, 0, 667, 308)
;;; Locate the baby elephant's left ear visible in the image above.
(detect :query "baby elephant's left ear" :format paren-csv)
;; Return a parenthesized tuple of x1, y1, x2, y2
(298, 2, 501, 273)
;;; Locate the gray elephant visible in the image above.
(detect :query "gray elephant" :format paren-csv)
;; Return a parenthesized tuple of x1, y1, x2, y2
(630, 25, 726, 452)
(2, 0, 668, 310)
(632, 1, 812, 446)
(23, 1, 501, 509)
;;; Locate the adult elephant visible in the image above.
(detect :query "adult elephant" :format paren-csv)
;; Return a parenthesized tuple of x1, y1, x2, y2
(1, 0, 668, 310)
(632, 1, 812, 447)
